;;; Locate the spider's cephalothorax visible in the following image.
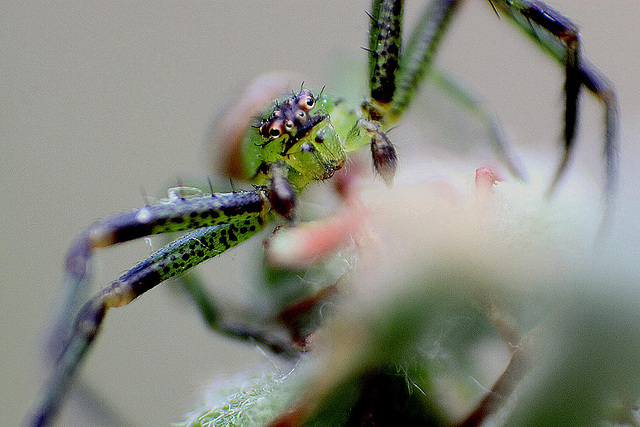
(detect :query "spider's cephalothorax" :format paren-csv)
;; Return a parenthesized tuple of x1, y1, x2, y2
(248, 89, 352, 220)
(254, 91, 346, 179)
(27, 1, 617, 426)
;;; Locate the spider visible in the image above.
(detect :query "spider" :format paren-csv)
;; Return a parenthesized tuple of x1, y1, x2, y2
(27, 1, 617, 425)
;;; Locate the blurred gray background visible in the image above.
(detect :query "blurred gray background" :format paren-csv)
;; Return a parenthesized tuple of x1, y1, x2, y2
(2, 1, 639, 425)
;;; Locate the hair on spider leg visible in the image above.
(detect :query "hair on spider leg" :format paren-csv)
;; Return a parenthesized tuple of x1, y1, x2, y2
(364, 10, 376, 23)
(207, 175, 215, 196)
(526, 17, 543, 44)
(139, 185, 151, 207)
(487, 0, 500, 19)
(385, 124, 400, 134)
(253, 138, 273, 148)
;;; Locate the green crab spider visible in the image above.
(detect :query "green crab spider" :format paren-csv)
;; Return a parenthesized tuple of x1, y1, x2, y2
(27, 1, 617, 425)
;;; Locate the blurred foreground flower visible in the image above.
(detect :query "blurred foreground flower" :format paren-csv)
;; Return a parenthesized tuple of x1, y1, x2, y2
(182, 164, 640, 426)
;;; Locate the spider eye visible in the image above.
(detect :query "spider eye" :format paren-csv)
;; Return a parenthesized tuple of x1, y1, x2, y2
(296, 110, 306, 120)
(298, 95, 315, 110)
(269, 127, 281, 137)
(284, 120, 294, 130)
(265, 121, 284, 138)
(270, 109, 283, 120)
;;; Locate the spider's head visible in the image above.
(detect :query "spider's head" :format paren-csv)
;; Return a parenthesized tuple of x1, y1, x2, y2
(258, 90, 319, 143)
(257, 90, 346, 185)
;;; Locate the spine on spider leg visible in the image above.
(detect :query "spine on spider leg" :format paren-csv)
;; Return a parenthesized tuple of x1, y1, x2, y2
(43, 191, 268, 364)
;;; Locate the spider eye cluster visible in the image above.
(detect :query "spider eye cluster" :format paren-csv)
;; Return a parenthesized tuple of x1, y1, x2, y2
(259, 90, 317, 140)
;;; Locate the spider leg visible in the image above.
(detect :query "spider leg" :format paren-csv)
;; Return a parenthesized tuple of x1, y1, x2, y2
(172, 270, 300, 356)
(493, 0, 618, 199)
(361, 0, 408, 182)
(428, 66, 527, 181)
(32, 191, 270, 426)
(369, 0, 528, 182)
(46, 191, 268, 362)
(29, 211, 269, 427)
(365, 0, 466, 185)
(370, 0, 616, 197)
(387, 0, 461, 122)
(492, 1, 581, 196)
(578, 62, 618, 205)
(368, 0, 404, 118)
(268, 161, 297, 221)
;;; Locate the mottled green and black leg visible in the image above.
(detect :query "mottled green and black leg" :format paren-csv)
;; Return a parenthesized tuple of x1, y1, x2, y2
(30, 191, 270, 427)
(30, 219, 268, 427)
(46, 191, 268, 362)
(493, 0, 618, 198)
(369, 0, 527, 180)
(361, 0, 407, 182)
(367, 0, 404, 120)
(364, 0, 466, 182)
(386, 0, 461, 122)
(369, 0, 617, 195)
